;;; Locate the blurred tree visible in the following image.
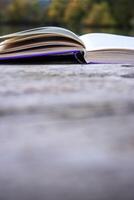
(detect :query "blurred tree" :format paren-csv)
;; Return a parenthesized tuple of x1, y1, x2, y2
(46, 0, 68, 25)
(83, 2, 115, 26)
(109, 0, 134, 27)
(63, 0, 90, 31)
(29, 0, 42, 23)
(6, 0, 41, 23)
(0, 0, 8, 23)
(0, 12, 3, 23)
(0, 0, 133, 29)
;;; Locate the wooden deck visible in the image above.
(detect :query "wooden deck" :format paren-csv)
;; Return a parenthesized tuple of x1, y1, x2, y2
(0, 64, 134, 200)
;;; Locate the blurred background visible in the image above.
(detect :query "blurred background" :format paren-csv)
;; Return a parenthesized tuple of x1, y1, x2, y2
(0, 0, 134, 36)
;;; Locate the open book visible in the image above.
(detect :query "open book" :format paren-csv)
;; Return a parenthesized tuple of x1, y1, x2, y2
(0, 26, 134, 64)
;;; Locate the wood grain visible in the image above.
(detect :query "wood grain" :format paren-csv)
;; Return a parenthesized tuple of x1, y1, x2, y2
(0, 64, 134, 200)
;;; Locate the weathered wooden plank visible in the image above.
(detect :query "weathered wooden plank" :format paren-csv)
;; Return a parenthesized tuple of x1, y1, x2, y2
(0, 64, 134, 200)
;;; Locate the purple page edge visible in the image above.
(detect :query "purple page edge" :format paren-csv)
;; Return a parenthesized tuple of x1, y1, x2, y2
(0, 50, 80, 61)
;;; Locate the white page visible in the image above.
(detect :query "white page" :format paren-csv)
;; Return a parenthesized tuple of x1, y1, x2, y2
(80, 33, 134, 51)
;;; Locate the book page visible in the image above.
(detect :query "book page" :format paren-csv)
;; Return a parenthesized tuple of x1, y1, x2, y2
(0, 34, 83, 54)
(0, 27, 83, 46)
(80, 33, 134, 51)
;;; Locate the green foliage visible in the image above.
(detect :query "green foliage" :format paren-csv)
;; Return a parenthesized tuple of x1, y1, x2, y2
(46, 0, 68, 25)
(84, 2, 116, 26)
(0, 0, 133, 29)
(6, 0, 41, 23)
(109, 0, 133, 27)
(63, 0, 87, 31)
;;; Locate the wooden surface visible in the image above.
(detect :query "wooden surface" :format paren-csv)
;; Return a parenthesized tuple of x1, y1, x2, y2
(0, 64, 134, 200)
